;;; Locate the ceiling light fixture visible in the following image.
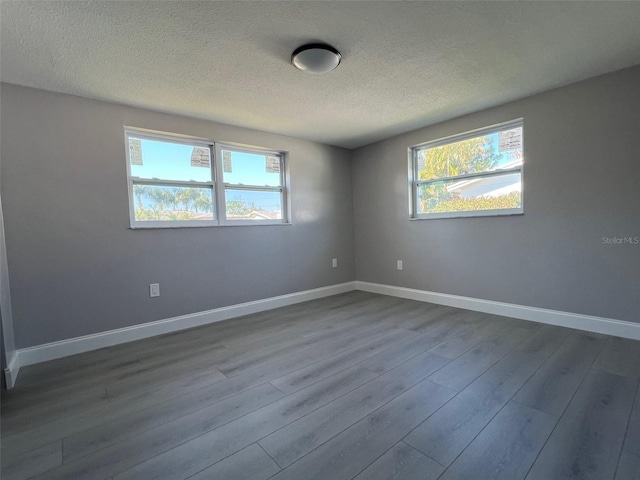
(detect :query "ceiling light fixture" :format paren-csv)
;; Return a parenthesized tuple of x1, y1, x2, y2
(291, 44, 341, 74)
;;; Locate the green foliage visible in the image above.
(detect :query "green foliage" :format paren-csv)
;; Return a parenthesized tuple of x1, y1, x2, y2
(175, 188, 202, 212)
(418, 136, 502, 181)
(133, 184, 268, 221)
(421, 191, 521, 214)
(133, 185, 212, 221)
(133, 184, 152, 210)
(135, 206, 163, 220)
(417, 135, 517, 214)
(226, 199, 255, 216)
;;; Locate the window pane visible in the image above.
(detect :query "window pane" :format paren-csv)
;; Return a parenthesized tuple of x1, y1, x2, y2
(418, 172, 522, 215)
(129, 136, 212, 182)
(221, 149, 282, 187)
(133, 185, 213, 221)
(225, 189, 283, 221)
(417, 126, 522, 181)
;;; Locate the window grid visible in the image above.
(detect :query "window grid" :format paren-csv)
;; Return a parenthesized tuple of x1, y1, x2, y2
(125, 129, 288, 228)
(410, 119, 524, 220)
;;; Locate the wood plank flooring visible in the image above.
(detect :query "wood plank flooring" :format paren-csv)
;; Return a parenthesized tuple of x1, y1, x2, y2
(1, 291, 639, 480)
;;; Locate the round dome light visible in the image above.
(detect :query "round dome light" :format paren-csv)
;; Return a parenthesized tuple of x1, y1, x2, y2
(291, 44, 342, 74)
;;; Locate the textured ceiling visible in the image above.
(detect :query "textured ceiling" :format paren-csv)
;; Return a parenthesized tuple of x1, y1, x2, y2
(2, 1, 640, 149)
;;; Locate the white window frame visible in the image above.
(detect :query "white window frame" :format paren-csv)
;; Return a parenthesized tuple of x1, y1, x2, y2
(215, 143, 289, 226)
(409, 119, 524, 220)
(125, 128, 289, 228)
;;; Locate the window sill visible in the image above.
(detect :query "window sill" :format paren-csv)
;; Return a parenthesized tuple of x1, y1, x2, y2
(129, 222, 292, 229)
(410, 210, 523, 220)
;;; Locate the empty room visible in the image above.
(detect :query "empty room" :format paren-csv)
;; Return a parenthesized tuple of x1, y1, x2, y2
(1, 1, 639, 479)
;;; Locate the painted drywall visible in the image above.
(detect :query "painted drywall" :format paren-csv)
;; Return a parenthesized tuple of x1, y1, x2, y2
(0, 182, 17, 374)
(1, 317, 5, 388)
(352, 66, 640, 324)
(0, 84, 355, 348)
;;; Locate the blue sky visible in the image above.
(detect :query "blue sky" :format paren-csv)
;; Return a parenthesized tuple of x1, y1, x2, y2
(130, 137, 282, 210)
(130, 137, 281, 186)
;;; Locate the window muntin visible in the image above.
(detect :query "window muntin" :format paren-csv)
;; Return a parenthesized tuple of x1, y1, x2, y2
(411, 120, 523, 219)
(125, 130, 288, 227)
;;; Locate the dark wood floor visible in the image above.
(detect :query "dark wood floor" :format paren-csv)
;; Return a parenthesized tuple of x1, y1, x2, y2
(2, 291, 639, 480)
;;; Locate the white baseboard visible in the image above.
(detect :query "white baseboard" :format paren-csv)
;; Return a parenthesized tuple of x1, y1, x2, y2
(4, 351, 19, 389)
(355, 281, 640, 340)
(8, 280, 639, 388)
(13, 282, 357, 374)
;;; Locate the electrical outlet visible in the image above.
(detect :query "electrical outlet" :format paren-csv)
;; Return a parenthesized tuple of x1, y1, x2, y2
(332, 258, 338, 268)
(150, 283, 160, 297)
(397, 260, 403, 271)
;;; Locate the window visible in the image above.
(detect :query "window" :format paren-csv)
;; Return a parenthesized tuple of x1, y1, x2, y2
(217, 145, 286, 223)
(125, 129, 288, 227)
(410, 119, 523, 219)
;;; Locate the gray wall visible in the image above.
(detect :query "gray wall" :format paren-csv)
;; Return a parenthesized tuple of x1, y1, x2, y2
(0, 173, 16, 375)
(2, 66, 639, 351)
(1, 84, 355, 348)
(353, 66, 640, 323)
